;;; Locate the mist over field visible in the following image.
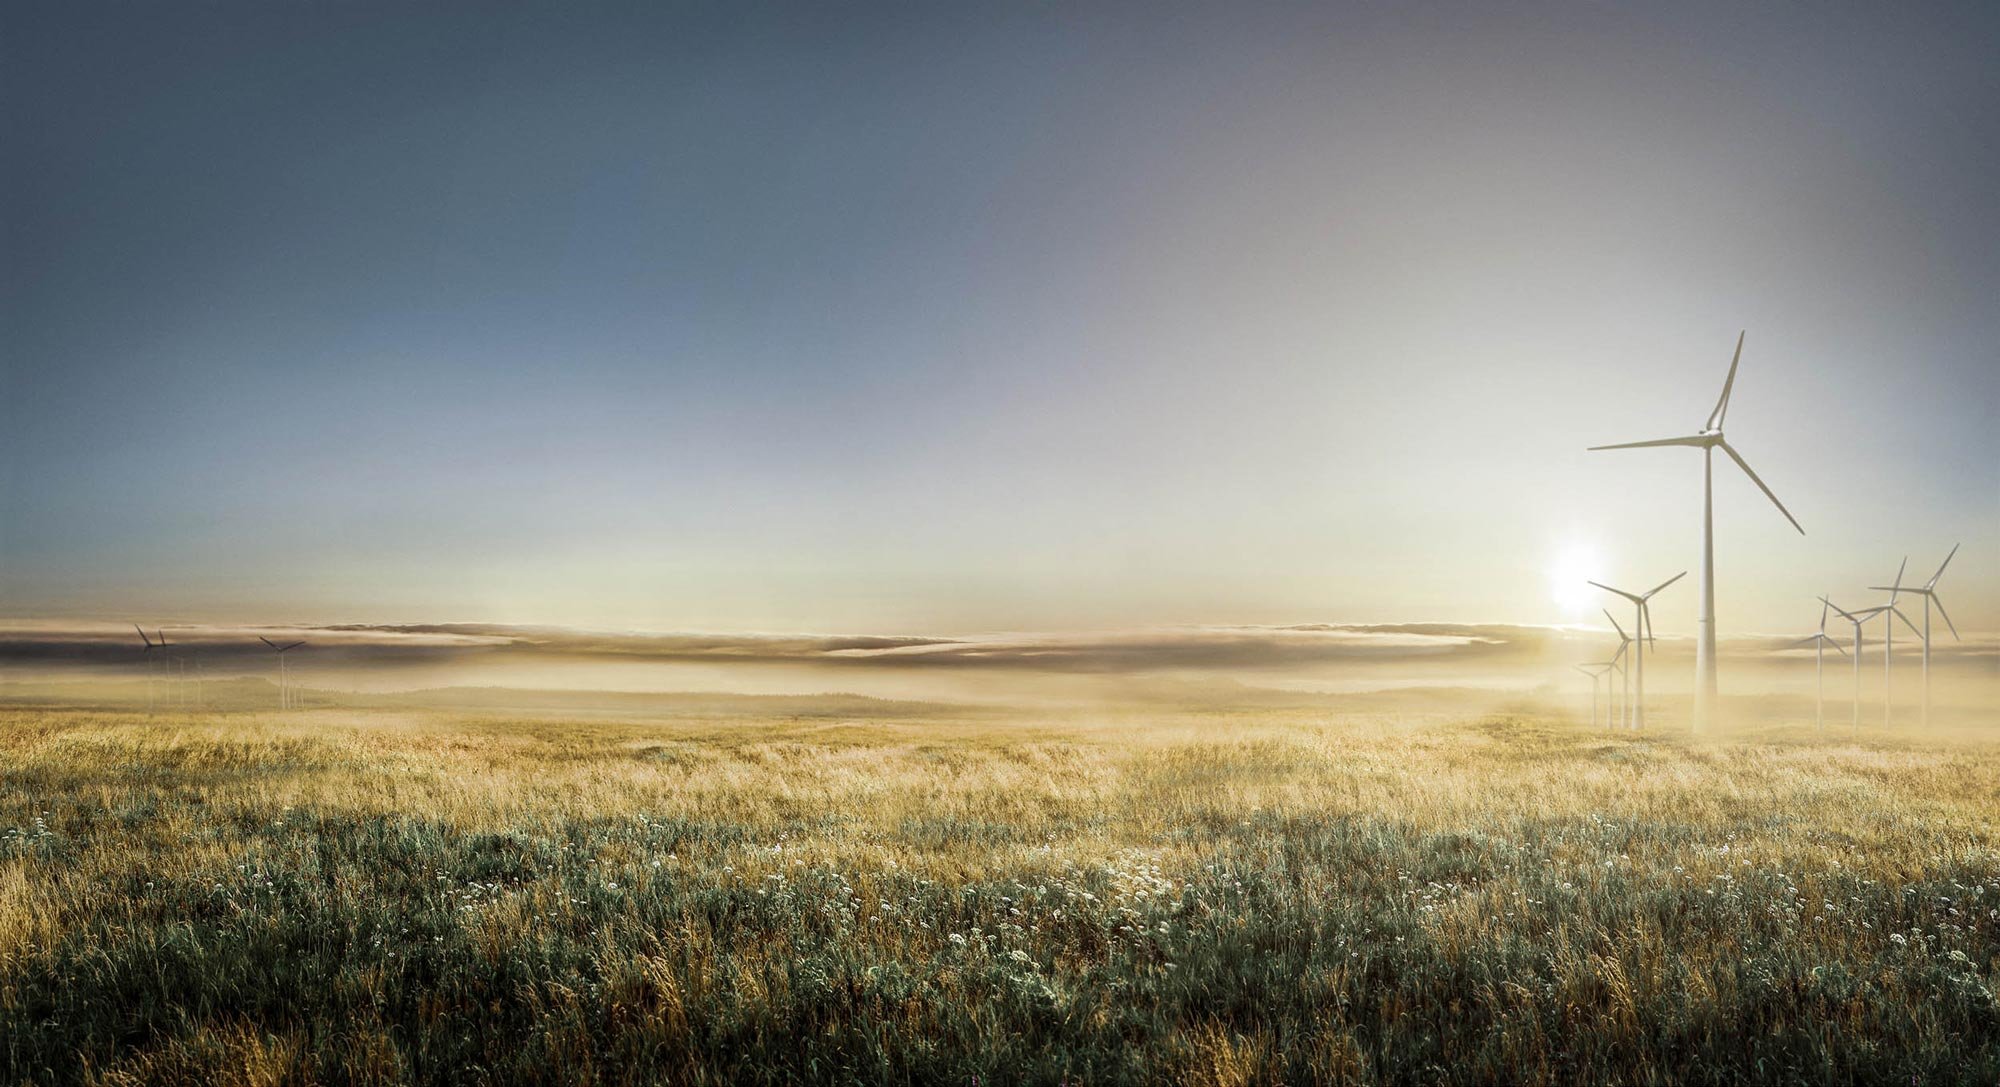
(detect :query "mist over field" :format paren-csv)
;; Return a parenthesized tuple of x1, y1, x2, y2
(5, 618, 1995, 714)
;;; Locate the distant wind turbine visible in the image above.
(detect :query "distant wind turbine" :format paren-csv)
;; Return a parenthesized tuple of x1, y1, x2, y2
(1589, 332, 1803, 731)
(158, 628, 183, 707)
(259, 636, 307, 710)
(1589, 571, 1685, 731)
(1872, 559, 1922, 728)
(1604, 609, 1636, 731)
(1576, 662, 1615, 730)
(1790, 599, 1847, 732)
(135, 624, 165, 712)
(163, 626, 203, 710)
(1870, 544, 1961, 728)
(1822, 598, 1887, 731)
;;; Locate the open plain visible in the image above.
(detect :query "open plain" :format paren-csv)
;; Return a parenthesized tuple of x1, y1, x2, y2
(4, 701, 1998, 1085)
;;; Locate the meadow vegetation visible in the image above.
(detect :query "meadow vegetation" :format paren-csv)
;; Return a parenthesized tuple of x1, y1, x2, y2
(2, 702, 1998, 1085)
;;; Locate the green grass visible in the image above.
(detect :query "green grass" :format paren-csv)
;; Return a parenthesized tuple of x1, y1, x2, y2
(2, 706, 1998, 1085)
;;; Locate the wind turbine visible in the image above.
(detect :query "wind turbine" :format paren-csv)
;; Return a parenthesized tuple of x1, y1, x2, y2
(1604, 609, 1636, 731)
(1871, 559, 1922, 728)
(158, 628, 181, 707)
(1822, 598, 1888, 731)
(135, 624, 165, 712)
(1588, 332, 1804, 731)
(1588, 571, 1685, 731)
(162, 627, 203, 710)
(1575, 662, 1615, 730)
(1871, 544, 1960, 727)
(259, 637, 306, 710)
(1790, 599, 1847, 732)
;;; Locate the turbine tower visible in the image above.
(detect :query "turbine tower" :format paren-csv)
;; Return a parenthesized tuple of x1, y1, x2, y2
(1790, 599, 1846, 732)
(1588, 571, 1685, 731)
(259, 636, 306, 710)
(1589, 332, 1803, 731)
(1871, 544, 1960, 727)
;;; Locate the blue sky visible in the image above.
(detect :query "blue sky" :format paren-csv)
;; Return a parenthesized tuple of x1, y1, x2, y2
(4, 2, 1996, 636)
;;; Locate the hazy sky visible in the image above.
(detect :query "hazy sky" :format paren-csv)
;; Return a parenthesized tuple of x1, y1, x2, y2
(4, 2, 1996, 638)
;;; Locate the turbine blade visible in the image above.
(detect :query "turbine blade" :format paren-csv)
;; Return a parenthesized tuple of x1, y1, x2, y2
(1819, 598, 1829, 632)
(135, 623, 153, 647)
(1603, 609, 1628, 641)
(282, 641, 306, 651)
(1718, 440, 1803, 534)
(1827, 639, 1847, 657)
(1890, 556, 1908, 599)
(259, 636, 280, 649)
(1587, 435, 1709, 451)
(1932, 595, 1960, 641)
(1643, 570, 1687, 597)
(1889, 606, 1921, 638)
(1587, 580, 1642, 603)
(1928, 543, 1958, 589)
(1705, 330, 1745, 432)
(1820, 596, 1858, 622)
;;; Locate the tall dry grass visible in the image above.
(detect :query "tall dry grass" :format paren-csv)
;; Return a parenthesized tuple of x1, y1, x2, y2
(2, 705, 1997, 1084)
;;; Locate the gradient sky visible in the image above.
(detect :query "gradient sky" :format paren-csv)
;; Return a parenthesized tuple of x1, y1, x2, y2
(4, 2, 1997, 639)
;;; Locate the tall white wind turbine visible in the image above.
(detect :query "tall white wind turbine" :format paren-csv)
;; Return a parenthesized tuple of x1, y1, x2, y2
(1588, 332, 1804, 731)
(1871, 544, 1961, 727)
(1790, 599, 1847, 732)
(1588, 571, 1685, 731)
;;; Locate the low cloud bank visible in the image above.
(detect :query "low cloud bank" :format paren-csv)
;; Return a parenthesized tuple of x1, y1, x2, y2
(4, 620, 1994, 679)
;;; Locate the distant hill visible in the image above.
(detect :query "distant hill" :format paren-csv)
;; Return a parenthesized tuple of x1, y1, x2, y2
(0, 678, 974, 719)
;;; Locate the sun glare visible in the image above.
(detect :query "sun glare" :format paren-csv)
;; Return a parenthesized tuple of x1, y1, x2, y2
(1548, 540, 1602, 616)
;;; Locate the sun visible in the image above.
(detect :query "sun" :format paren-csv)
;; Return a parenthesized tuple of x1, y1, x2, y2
(1547, 540, 1602, 616)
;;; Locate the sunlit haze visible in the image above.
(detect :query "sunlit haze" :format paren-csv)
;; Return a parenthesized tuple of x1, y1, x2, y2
(5, 3, 1996, 662)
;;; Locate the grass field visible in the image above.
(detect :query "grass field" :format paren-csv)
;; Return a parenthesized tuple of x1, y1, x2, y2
(3, 702, 1999, 1085)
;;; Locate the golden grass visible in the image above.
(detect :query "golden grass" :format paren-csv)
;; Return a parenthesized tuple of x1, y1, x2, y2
(2, 704, 1997, 1084)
